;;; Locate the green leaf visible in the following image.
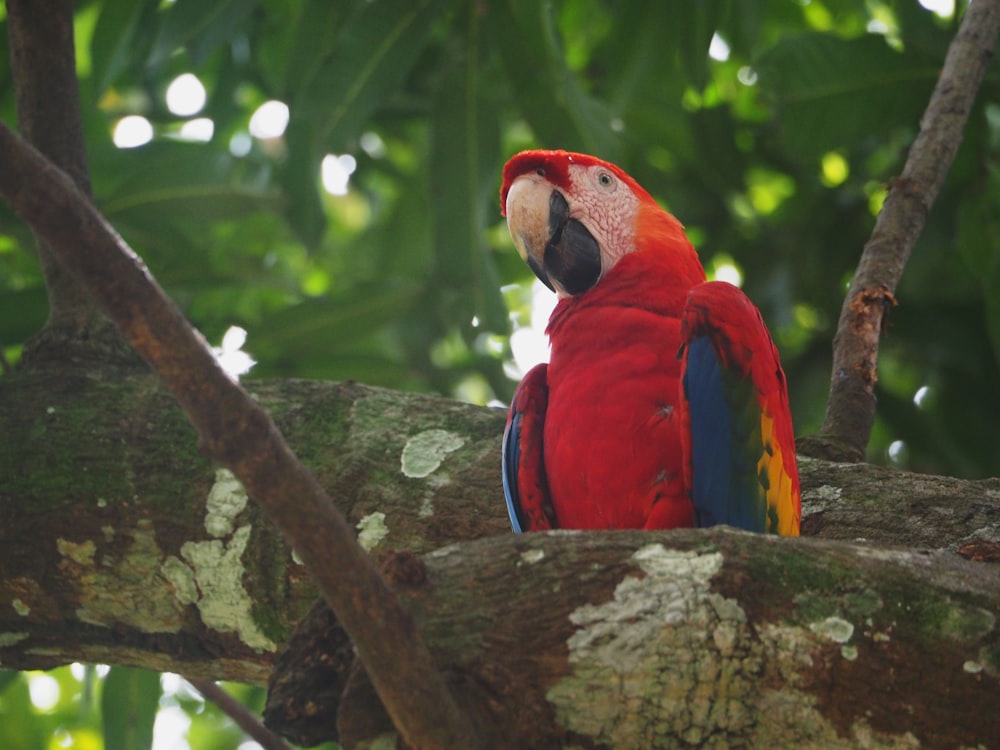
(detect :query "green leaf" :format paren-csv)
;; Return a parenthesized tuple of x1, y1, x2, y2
(96, 142, 280, 222)
(0, 670, 20, 695)
(293, 0, 445, 149)
(90, 0, 156, 94)
(148, 0, 258, 69)
(956, 175, 1000, 282)
(0, 673, 46, 750)
(249, 281, 423, 361)
(101, 667, 161, 750)
(756, 33, 939, 156)
(268, 0, 352, 98)
(487, 0, 619, 158)
(675, 0, 725, 90)
(281, 120, 327, 249)
(430, 8, 507, 334)
(277, 0, 444, 246)
(0, 287, 48, 343)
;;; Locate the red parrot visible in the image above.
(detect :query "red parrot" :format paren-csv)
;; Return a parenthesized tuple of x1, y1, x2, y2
(500, 150, 800, 535)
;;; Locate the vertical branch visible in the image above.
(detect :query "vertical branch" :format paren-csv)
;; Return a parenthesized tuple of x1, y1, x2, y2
(813, 0, 1000, 461)
(6, 0, 129, 365)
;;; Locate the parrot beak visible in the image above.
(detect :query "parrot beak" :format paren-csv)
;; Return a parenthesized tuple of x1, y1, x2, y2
(505, 176, 602, 297)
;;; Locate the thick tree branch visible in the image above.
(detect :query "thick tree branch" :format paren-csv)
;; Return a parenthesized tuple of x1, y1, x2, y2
(813, 0, 1000, 461)
(1, 373, 997, 660)
(0, 123, 483, 750)
(0, 371, 997, 746)
(281, 530, 1000, 749)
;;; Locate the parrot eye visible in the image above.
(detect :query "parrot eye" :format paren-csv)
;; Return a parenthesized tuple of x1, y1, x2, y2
(596, 171, 614, 188)
(536, 168, 545, 177)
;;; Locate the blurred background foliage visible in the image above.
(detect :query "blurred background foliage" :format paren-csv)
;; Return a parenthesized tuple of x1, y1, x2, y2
(1, 0, 998, 746)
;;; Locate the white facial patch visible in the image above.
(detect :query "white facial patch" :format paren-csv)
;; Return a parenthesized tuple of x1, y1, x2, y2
(566, 163, 640, 271)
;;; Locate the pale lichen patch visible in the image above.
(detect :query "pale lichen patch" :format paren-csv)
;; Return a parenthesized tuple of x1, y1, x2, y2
(357, 512, 389, 552)
(547, 543, 922, 748)
(57, 538, 97, 566)
(810, 616, 855, 644)
(70, 520, 186, 634)
(205, 468, 249, 538)
(803, 485, 842, 502)
(519, 549, 545, 565)
(426, 543, 461, 559)
(547, 546, 755, 747)
(177, 525, 276, 652)
(161, 556, 199, 605)
(418, 496, 434, 517)
(11, 599, 29, 616)
(0, 632, 29, 648)
(963, 660, 982, 674)
(801, 485, 844, 516)
(400, 429, 465, 478)
(417, 474, 451, 518)
(357, 733, 399, 750)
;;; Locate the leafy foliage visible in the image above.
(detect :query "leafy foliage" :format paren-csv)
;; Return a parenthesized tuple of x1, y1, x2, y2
(1, 0, 998, 740)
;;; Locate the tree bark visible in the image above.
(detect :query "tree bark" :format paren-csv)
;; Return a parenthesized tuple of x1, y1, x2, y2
(1, 370, 998, 748)
(6, 0, 132, 367)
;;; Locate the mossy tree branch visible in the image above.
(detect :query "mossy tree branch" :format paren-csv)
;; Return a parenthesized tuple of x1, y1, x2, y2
(1, 370, 998, 748)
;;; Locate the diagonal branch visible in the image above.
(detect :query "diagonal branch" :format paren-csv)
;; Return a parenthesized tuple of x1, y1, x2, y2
(0, 122, 484, 750)
(809, 0, 1000, 461)
(186, 677, 294, 750)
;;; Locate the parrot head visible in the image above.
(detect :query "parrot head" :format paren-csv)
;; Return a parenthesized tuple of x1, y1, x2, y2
(500, 150, 695, 297)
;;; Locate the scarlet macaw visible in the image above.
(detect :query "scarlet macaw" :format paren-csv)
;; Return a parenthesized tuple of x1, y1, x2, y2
(500, 150, 800, 535)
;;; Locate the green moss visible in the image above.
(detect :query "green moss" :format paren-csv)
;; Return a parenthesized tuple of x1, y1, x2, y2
(740, 540, 998, 657)
(885, 589, 995, 643)
(980, 643, 1000, 677)
(271, 386, 352, 468)
(740, 543, 857, 623)
(0, 374, 211, 513)
(0, 376, 132, 505)
(246, 520, 298, 645)
(841, 587, 883, 618)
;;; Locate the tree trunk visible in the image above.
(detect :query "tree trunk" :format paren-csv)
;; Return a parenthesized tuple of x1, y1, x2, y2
(1, 370, 998, 748)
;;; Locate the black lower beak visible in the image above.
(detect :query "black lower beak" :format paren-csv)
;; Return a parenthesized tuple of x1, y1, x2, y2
(543, 190, 601, 295)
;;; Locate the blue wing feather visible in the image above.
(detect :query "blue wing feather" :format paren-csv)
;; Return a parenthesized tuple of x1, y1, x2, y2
(501, 363, 553, 532)
(683, 335, 767, 532)
(502, 411, 526, 533)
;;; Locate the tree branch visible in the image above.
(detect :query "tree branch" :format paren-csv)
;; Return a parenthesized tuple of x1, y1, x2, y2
(812, 0, 1000, 461)
(0, 123, 483, 750)
(0, 369, 997, 746)
(186, 677, 294, 750)
(271, 529, 1000, 749)
(5, 0, 129, 367)
(1, 372, 997, 664)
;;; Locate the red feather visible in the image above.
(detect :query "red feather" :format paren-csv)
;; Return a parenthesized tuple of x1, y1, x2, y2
(501, 150, 800, 535)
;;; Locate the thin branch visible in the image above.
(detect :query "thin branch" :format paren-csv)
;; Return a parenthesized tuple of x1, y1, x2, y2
(186, 677, 294, 750)
(0, 124, 484, 750)
(812, 0, 1000, 461)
